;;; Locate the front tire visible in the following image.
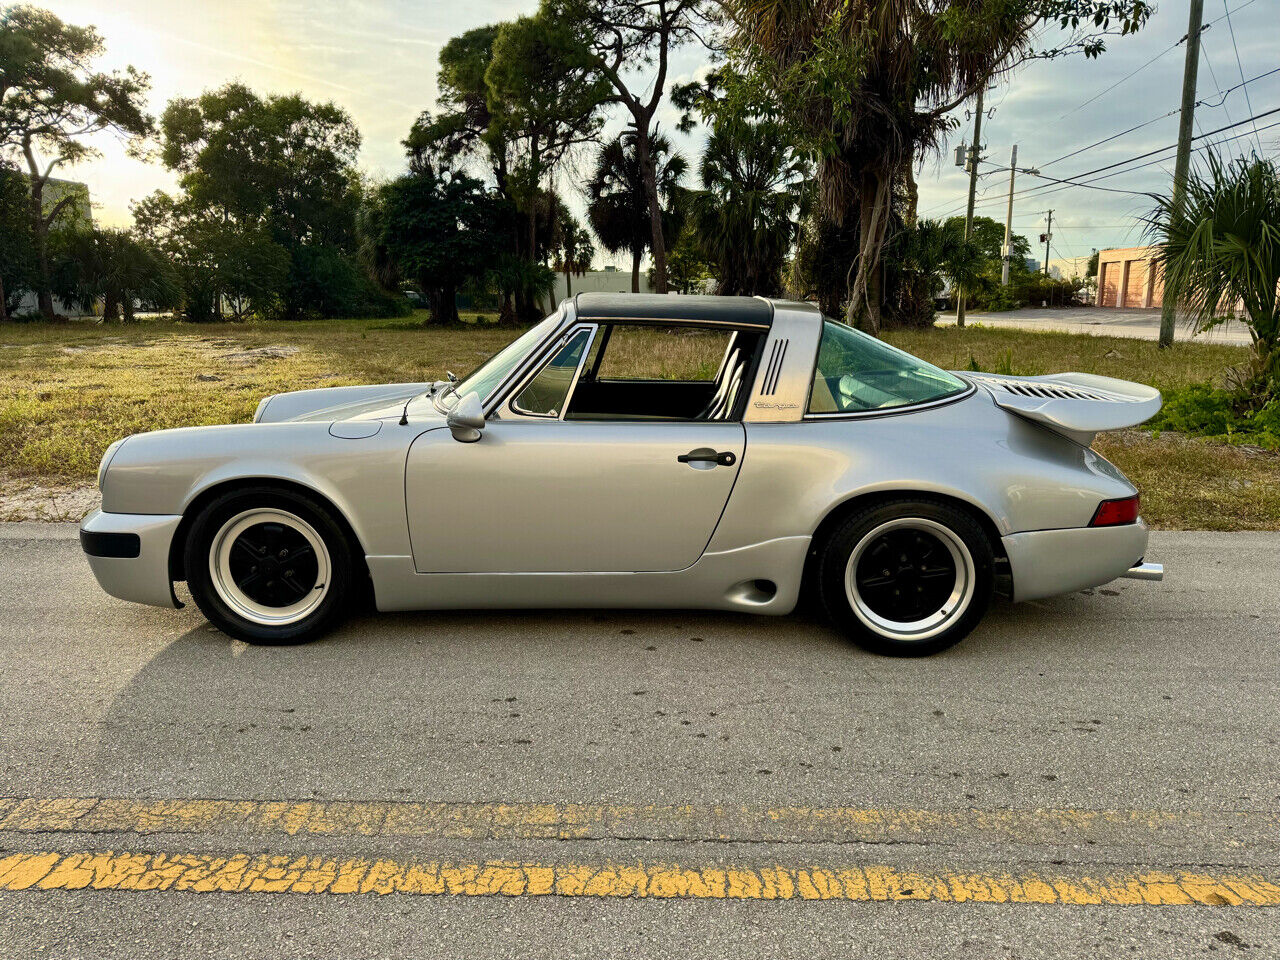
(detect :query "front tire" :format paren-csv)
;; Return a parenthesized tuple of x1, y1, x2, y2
(818, 499, 994, 657)
(184, 486, 355, 644)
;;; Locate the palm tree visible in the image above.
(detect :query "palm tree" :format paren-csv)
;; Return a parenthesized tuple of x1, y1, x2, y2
(1146, 155, 1280, 404)
(585, 131, 686, 293)
(691, 118, 807, 296)
(725, 0, 1151, 333)
(50, 227, 178, 321)
(552, 211, 595, 298)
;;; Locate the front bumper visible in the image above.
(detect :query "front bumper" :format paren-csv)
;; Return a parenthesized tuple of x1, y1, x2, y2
(1002, 520, 1153, 602)
(80, 509, 184, 609)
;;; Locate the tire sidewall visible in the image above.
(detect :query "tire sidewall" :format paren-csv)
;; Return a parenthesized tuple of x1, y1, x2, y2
(184, 487, 354, 644)
(819, 500, 994, 657)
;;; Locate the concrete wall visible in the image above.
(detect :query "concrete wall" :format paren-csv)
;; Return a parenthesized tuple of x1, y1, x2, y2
(551, 267, 655, 304)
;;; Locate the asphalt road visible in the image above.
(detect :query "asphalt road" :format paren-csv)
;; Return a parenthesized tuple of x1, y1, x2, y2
(935, 307, 1255, 345)
(1, 524, 1278, 957)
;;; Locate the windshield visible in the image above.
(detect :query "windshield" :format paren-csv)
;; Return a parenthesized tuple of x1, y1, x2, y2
(808, 320, 968, 414)
(441, 313, 562, 408)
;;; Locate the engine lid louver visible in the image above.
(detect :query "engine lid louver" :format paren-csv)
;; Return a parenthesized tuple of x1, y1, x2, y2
(963, 372, 1163, 445)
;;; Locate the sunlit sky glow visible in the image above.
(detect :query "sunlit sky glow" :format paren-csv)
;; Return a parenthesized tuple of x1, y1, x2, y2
(41, 0, 1280, 266)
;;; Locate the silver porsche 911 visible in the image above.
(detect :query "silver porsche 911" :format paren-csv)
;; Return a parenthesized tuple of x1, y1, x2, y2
(80, 293, 1164, 656)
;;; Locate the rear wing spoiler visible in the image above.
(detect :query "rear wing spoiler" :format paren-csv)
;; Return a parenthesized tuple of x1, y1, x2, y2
(963, 372, 1163, 446)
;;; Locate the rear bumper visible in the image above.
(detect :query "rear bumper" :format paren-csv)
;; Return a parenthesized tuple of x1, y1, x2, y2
(80, 509, 184, 609)
(1002, 520, 1152, 602)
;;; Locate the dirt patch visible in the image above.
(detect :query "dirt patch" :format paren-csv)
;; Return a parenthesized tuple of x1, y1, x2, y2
(217, 345, 301, 365)
(0, 473, 99, 522)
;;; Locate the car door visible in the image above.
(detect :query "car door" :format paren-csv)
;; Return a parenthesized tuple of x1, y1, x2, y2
(404, 324, 747, 574)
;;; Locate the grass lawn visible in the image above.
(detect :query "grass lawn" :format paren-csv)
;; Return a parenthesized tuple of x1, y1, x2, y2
(1, 313, 1276, 529)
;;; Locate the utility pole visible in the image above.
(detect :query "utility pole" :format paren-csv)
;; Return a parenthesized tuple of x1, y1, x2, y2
(1001, 145, 1018, 286)
(1159, 0, 1204, 348)
(1042, 210, 1053, 276)
(956, 85, 985, 328)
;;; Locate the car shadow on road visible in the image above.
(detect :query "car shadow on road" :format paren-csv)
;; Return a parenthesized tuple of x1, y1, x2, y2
(85, 587, 1135, 795)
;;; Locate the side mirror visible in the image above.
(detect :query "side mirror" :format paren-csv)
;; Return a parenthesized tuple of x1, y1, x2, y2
(446, 391, 486, 443)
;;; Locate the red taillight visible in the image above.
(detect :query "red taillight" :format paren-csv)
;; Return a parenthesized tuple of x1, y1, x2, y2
(1090, 495, 1139, 527)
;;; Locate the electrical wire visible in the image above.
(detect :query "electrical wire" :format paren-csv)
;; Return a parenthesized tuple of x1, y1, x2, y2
(933, 113, 1280, 217)
(1056, 0, 1261, 120)
(1221, 0, 1263, 152)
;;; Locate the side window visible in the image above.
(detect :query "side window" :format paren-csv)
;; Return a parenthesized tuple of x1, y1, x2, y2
(511, 328, 591, 417)
(808, 320, 968, 413)
(591, 325, 733, 381)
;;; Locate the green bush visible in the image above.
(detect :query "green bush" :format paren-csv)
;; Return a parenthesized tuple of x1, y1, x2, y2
(1149, 383, 1280, 449)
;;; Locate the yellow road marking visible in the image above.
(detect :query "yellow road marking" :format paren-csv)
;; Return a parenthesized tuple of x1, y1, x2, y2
(0, 849, 1276, 904)
(1, 797, 1273, 847)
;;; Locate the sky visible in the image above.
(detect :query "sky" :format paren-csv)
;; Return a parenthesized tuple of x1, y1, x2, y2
(37, 0, 1280, 268)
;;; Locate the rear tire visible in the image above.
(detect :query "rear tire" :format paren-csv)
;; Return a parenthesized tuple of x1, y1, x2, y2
(818, 499, 994, 657)
(184, 486, 355, 645)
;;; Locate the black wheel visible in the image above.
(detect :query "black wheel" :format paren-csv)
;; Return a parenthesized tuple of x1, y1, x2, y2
(183, 486, 355, 644)
(817, 499, 994, 657)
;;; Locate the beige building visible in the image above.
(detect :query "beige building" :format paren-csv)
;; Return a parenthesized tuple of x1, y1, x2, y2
(1096, 245, 1164, 309)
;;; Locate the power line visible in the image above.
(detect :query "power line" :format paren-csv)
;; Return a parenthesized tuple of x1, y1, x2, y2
(1199, 42, 1236, 137)
(1056, 0, 1260, 120)
(1041, 64, 1280, 171)
(984, 116, 1280, 210)
(1058, 38, 1182, 120)
(1040, 109, 1180, 170)
(1221, 0, 1263, 151)
(1052, 104, 1280, 181)
(925, 103, 1280, 222)
(933, 113, 1280, 217)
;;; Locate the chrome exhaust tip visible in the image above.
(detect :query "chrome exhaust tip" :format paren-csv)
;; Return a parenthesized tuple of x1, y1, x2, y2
(1121, 561, 1164, 581)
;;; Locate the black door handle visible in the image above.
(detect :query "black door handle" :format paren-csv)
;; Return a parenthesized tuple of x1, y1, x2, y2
(678, 450, 737, 466)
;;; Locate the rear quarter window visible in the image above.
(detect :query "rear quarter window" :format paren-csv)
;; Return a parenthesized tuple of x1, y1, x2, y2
(808, 320, 968, 414)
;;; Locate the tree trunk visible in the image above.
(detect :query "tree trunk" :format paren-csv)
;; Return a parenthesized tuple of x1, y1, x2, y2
(0, 274, 7, 323)
(636, 133, 667, 294)
(904, 165, 919, 227)
(631, 248, 642, 293)
(22, 155, 56, 320)
(846, 170, 888, 335)
(443, 282, 458, 324)
(564, 268, 572, 299)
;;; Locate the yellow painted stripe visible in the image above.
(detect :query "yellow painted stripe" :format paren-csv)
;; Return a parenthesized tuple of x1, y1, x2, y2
(0, 849, 1277, 904)
(1, 797, 1273, 847)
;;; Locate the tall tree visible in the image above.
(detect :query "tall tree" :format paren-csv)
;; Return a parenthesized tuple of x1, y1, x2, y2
(690, 117, 807, 296)
(406, 20, 602, 322)
(404, 26, 505, 180)
(724, 0, 1152, 333)
(0, 162, 37, 320)
(361, 168, 500, 324)
(0, 6, 152, 318)
(158, 83, 382, 318)
(485, 14, 607, 269)
(586, 131, 686, 292)
(132, 190, 291, 322)
(543, 0, 709, 293)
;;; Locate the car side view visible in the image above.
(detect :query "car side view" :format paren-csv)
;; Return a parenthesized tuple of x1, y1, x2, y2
(81, 293, 1164, 656)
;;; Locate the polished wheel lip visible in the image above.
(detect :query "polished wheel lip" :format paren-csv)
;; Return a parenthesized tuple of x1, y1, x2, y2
(844, 517, 976, 642)
(209, 509, 331, 627)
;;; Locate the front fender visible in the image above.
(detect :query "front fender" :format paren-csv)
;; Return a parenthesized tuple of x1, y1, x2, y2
(100, 422, 418, 556)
